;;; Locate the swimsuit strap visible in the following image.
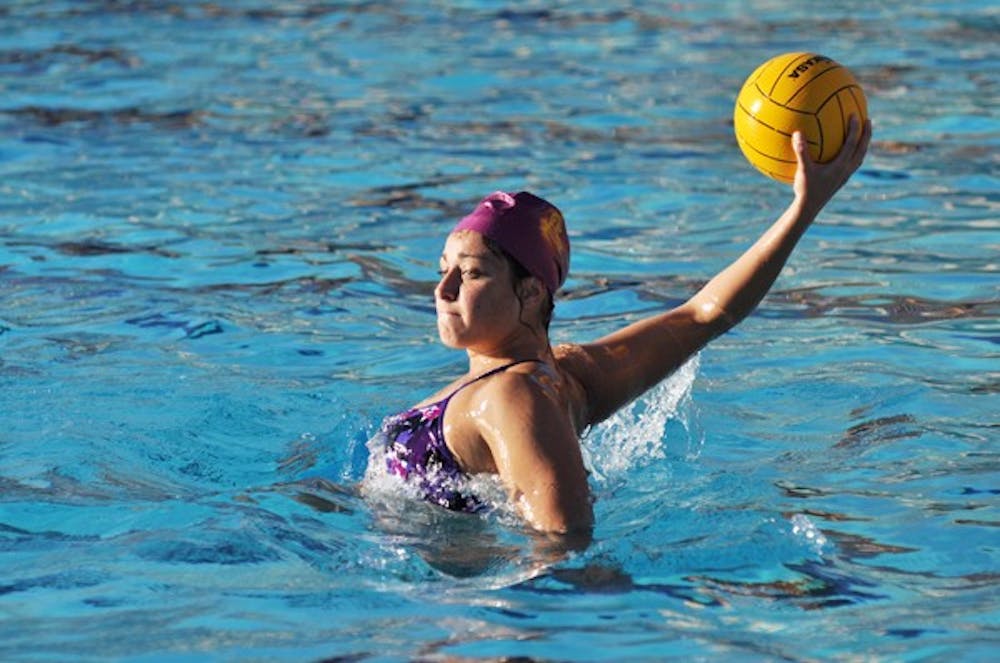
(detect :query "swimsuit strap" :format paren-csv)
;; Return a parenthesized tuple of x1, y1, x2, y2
(440, 359, 543, 405)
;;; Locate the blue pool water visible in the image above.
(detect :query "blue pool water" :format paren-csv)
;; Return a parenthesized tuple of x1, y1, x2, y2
(1, 1, 997, 660)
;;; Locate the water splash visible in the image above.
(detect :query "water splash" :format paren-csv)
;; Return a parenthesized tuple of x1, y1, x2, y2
(789, 513, 830, 556)
(584, 355, 702, 485)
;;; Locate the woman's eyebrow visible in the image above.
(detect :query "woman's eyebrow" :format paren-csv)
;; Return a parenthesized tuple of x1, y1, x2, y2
(441, 251, 492, 261)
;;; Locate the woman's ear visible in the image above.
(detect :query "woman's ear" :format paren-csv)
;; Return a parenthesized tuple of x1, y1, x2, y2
(516, 276, 546, 306)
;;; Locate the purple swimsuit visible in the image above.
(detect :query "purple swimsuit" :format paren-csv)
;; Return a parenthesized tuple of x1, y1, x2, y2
(380, 360, 537, 513)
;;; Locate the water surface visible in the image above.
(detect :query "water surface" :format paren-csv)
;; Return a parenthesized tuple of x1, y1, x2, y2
(1, 1, 997, 660)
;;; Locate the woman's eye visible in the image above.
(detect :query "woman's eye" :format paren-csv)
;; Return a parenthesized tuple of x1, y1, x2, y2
(437, 265, 484, 279)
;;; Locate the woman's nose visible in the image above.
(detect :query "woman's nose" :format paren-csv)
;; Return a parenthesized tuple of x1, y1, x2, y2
(435, 267, 460, 301)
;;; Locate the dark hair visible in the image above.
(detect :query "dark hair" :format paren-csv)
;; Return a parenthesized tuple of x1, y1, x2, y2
(482, 236, 555, 333)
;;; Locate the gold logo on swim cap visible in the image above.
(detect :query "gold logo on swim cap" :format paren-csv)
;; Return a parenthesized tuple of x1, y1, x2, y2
(539, 209, 568, 260)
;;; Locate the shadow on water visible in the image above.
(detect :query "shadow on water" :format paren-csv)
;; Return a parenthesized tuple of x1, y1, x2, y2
(503, 549, 892, 612)
(5, 106, 203, 129)
(0, 44, 139, 67)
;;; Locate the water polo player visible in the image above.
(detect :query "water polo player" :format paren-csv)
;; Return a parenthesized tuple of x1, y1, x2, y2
(369, 118, 871, 536)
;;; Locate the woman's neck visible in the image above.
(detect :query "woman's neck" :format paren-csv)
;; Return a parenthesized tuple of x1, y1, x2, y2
(466, 337, 554, 374)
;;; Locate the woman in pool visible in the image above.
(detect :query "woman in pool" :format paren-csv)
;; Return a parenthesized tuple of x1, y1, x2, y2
(374, 119, 871, 536)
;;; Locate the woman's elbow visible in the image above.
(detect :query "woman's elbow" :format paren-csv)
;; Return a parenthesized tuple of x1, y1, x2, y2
(686, 297, 741, 336)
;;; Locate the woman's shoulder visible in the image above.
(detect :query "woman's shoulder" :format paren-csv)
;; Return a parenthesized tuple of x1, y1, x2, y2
(467, 359, 562, 401)
(450, 355, 590, 433)
(555, 342, 602, 389)
(553, 341, 630, 428)
(554, 345, 597, 431)
(554, 342, 594, 372)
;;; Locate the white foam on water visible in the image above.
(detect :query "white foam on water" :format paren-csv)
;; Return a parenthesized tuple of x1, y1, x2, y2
(583, 354, 702, 486)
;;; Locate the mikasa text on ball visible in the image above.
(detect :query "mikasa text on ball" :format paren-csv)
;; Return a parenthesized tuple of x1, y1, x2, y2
(734, 52, 868, 184)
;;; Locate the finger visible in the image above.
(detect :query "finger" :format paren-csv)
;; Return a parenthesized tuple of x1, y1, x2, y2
(843, 117, 870, 169)
(845, 114, 860, 140)
(854, 118, 872, 162)
(832, 115, 863, 168)
(841, 115, 860, 154)
(792, 130, 811, 171)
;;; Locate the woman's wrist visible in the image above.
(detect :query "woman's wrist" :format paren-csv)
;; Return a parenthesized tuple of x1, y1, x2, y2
(790, 192, 822, 227)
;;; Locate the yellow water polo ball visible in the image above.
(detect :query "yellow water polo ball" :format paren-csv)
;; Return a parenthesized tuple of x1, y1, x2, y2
(734, 52, 868, 184)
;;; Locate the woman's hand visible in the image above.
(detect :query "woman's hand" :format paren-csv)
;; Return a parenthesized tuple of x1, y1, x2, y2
(793, 115, 872, 218)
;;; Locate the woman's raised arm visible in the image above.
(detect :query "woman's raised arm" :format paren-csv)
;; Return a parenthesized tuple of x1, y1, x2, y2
(576, 118, 872, 424)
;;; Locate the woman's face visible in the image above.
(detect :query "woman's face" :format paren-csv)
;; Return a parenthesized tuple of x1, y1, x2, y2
(434, 231, 526, 351)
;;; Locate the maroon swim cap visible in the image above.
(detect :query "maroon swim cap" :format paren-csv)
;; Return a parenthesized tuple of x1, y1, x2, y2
(452, 191, 570, 295)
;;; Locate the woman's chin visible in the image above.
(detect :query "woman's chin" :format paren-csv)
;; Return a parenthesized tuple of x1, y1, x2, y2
(436, 328, 465, 349)
(439, 338, 463, 349)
